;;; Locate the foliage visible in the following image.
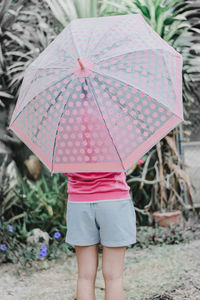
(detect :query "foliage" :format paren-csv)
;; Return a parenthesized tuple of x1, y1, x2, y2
(0, 160, 73, 266)
(133, 222, 195, 249)
(0, 0, 58, 164)
(0, 218, 73, 269)
(127, 129, 195, 220)
(43, 0, 121, 26)
(1, 163, 68, 237)
(44, 0, 98, 25)
(0, 0, 198, 251)
(0, 0, 56, 99)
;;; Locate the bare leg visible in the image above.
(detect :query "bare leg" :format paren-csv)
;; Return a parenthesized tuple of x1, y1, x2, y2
(102, 246, 126, 300)
(75, 244, 99, 300)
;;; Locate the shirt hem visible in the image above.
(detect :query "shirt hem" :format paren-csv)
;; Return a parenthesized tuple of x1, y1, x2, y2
(68, 190, 131, 202)
(68, 197, 131, 203)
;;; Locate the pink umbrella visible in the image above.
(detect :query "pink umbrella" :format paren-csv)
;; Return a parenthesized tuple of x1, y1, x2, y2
(9, 14, 184, 175)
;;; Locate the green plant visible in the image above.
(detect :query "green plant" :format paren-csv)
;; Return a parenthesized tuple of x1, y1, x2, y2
(43, 0, 120, 26)
(14, 168, 68, 236)
(134, 223, 185, 249)
(1, 0, 198, 232)
(0, 161, 73, 268)
(0, 0, 57, 179)
(0, 218, 73, 271)
(127, 128, 195, 221)
(0, 160, 69, 240)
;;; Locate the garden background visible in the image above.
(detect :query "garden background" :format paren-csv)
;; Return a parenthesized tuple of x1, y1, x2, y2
(0, 0, 200, 299)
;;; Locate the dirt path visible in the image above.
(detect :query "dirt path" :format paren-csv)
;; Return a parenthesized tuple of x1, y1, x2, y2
(0, 239, 200, 300)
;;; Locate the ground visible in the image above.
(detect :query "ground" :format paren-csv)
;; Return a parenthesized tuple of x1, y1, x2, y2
(0, 236, 200, 300)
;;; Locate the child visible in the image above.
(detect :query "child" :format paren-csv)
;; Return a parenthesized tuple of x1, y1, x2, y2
(64, 171, 136, 300)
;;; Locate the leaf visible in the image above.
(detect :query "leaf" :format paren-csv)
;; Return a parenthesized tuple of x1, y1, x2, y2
(164, 17, 175, 26)
(134, 2, 150, 19)
(4, 31, 25, 47)
(99, 0, 127, 11)
(0, 0, 11, 24)
(44, 0, 76, 25)
(8, 212, 27, 223)
(6, 50, 34, 59)
(46, 204, 53, 216)
(0, 91, 14, 99)
(155, 5, 168, 22)
(164, 14, 187, 26)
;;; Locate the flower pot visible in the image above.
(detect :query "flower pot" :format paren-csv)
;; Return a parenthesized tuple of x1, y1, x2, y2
(152, 210, 182, 227)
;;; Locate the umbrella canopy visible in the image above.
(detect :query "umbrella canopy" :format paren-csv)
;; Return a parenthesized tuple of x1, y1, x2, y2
(9, 14, 184, 175)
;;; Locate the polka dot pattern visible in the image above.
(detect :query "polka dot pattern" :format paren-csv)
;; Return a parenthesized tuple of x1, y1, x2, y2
(94, 49, 177, 112)
(10, 14, 182, 172)
(15, 73, 173, 166)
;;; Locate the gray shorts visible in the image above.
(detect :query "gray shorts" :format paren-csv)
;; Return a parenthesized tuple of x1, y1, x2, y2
(65, 198, 136, 247)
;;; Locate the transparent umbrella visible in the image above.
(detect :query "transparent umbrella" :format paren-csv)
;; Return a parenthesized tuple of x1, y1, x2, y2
(9, 14, 184, 175)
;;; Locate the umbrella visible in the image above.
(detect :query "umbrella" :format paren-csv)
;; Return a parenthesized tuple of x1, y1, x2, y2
(8, 13, 184, 175)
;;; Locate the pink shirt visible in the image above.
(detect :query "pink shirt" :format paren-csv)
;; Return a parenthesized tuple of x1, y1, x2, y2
(64, 172, 131, 203)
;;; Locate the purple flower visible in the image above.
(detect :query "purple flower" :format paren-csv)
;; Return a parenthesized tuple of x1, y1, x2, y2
(41, 244, 47, 251)
(54, 232, 61, 239)
(38, 250, 47, 258)
(38, 252, 44, 258)
(41, 249, 47, 256)
(8, 225, 13, 232)
(0, 244, 7, 251)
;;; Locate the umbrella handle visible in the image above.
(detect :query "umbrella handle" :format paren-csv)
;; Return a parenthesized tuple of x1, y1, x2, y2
(77, 58, 84, 70)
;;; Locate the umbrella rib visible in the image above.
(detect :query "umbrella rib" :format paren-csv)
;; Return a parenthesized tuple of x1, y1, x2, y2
(51, 79, 73, 175)
(87, 76, 126, 171)
(91, 75, 147, 132)
(35, 83, 69, 139)
(90, 69, 182, 120)
(88, 16, 143, 62)
(95, 49, 143, 64)
(10, 73, 73, 128)
(94, 48, 181, 65)
(91, 74, 167, 138)
(93, 31, 143, 64)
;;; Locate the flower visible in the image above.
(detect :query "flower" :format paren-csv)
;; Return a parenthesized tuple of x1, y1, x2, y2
(38, 247, 48, 258)
(0, 244, 7, 251)
(41, 244, 47, 251)
(8, 225, 13, 232)
(41, 249, 47, 256)
(54, 231, 61, 239)
(38, 252, 45, 258)
(38, 244, 48, 259)
(137, 159, 144, 166)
